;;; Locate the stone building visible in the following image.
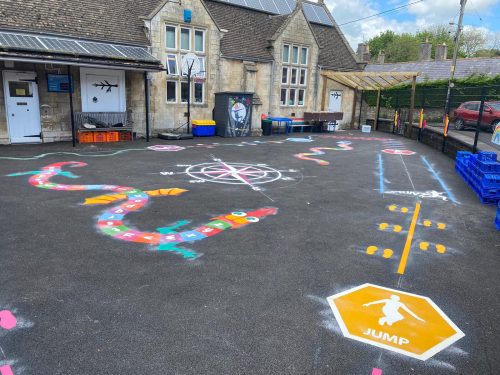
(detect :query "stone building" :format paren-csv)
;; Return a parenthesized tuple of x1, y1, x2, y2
(0, 0, 361, 144)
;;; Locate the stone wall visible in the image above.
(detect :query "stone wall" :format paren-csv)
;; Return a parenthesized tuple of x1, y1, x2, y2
(148, 0, 221, 134)
(322, 78, 356, 129)
(270, 9, 320, 117)
(0, 62, 144, 143)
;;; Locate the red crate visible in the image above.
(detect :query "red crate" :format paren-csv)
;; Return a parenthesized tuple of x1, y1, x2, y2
(106, 131, 120, 142)
(93, 132, 108, 143)
(79, 131, 94, 143)
(119, 131, 132, 141)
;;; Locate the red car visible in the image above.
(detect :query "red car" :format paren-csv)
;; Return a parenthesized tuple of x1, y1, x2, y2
(454, 101, 500, 132)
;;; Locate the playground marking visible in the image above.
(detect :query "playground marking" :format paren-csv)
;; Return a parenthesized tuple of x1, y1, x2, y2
(327, 284, 465, 361)
(397, 203, 421, 275)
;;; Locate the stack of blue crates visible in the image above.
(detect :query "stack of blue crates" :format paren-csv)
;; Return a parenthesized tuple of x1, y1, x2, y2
(496, 202, 500, 230)
(455, 151, 500, 205)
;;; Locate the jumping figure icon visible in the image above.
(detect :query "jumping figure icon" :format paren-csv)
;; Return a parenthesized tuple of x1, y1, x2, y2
(363, 295, 425, 326)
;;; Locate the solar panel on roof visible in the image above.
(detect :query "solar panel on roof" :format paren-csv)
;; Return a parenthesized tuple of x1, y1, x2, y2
(79, 41, 124, 58)
(0, 31, 158, 63)
(245, 0, 263, 11)
(0, 33, 45, 50)
(39, 37, 88, 54)
(260, 0, 279, 13)
(273, 0, 292, 14)
(113, 45, 157, 62)
(222, 0, 334, 25)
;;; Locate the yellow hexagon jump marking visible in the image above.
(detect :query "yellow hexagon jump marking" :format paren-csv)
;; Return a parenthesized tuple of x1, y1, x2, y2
(327, 284, 465, 361)
(383, 249, 394, 258)
(366, 246, 378, 255)
(393, 225, 403, 233)
(437, 223, 447, 230)
(423, 220, 432, 227)
(420, 242, 430, 251)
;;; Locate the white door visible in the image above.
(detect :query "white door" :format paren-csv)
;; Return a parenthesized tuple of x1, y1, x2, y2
(3, 71, 41, 143)
(80, 68, 126, 112)
(328, 90, 343, 112)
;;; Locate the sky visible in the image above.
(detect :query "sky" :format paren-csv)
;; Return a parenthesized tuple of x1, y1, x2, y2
(320, 0, 500, 50)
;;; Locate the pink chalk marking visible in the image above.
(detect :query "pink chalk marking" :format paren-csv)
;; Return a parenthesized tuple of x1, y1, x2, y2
(372, 368, 382, 375)
(0, 310, 17, 330)
(0, 365, 13, 375)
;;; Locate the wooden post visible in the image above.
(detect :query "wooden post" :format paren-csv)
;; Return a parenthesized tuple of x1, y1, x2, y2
(321, 75, 327, 111)
(67, 65, 76, 147)
(351, 89, 358, 129)
(406, 75, 417, 137)
(374, 89, 381, 131)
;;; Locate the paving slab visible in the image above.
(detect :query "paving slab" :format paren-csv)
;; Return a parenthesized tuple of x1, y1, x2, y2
(0, 132, 498, 374)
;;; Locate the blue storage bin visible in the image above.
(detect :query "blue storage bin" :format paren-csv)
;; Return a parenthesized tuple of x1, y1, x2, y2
(192, 125, 216, 137)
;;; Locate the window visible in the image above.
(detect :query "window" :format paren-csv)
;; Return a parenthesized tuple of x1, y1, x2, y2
(298, 89, 305, 106)
(290, 68, 298, 85)
(280, 89, 287, 106)
(301, 47, 308, 65)
(299, 68, 307, 85)
(194, 82, 204, 103)
(281, 67, 289, 84)
(167, 81, 177, 102)
(289, 89, 296, 106)
(281, 43, 308, 107)
(165, 25, 206, 105)
(292, 46, 299, 64)
(180, 28, 191, 50)
(195, 30, 205, 53)
(181, 81, 189, 103)
(166, 26, 177, 49)
(8, 81, 33, 97)
(166, 54, 178, 75)
(283, 45, 290, 63)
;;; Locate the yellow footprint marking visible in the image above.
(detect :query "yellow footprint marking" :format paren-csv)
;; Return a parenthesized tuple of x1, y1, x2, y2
(437, 223, 447, 230)
(366, 246, 378, 255)
(436, 244, 446, 254)
(383, 249, 394, 258)
(423, 220, 432, 227)
(401, 207, 409, 213)
(379, 223, 389, 230)
(420, 242, 430, 251)
(393, 225, 403, 233)
(388, 205, 397, 212)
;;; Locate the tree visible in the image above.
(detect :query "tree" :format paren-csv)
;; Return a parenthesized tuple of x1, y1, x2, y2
(460, 28, 487, 57)
(367, 30, 397, 58)
(384, 33, 420, 62)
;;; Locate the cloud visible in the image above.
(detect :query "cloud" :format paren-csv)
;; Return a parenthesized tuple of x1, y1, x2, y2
(324, 0, 500, 49)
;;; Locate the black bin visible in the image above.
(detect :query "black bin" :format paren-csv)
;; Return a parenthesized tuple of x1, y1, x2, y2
(214, 92, 253, 137)
(261, 119, 272, 136)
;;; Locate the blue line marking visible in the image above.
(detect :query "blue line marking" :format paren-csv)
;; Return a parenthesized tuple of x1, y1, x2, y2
(421, 156, 458, 204)
(378, 153, 385, 194)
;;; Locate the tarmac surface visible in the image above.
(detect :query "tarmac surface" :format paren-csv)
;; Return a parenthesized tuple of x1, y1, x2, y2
(0, 131, 498, 374)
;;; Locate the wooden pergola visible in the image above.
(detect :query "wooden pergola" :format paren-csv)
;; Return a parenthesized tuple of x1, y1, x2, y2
(321, 71, 421, 135)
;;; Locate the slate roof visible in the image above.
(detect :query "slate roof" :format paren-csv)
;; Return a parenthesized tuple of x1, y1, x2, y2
(203, 0, 289, 61)
(0, 0, 160, 46)
(365, 58, 500, 82)
(204, 0, 360, 70)
(311, 23, 360, 71)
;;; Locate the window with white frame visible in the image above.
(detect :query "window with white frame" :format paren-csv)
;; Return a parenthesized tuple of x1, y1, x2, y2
(280, 43, 308, 107)
(165, 24, 206, 104)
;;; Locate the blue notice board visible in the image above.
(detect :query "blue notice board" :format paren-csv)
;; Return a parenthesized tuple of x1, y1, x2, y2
(47, 74, 73, 93)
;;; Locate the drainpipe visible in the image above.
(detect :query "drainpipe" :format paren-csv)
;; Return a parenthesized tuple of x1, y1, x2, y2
(315, 65, 322, 111)
(268, 59, 276, 115)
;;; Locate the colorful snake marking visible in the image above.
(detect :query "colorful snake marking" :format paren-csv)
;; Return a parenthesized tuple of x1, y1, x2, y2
(294, 141, 353, 165)
(8, 162, 278, 259)
(0, 310, 16, 375)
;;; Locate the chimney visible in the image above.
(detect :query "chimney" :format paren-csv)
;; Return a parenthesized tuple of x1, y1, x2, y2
(419, 39, 432, 61)
(435, 43, 448, 60)
(357, 43, 371, 63)
(377, 51, 385, 64)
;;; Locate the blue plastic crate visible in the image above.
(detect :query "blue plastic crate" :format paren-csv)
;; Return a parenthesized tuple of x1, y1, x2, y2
(471, 158, 500, 173)
(456, 151, 472, 160)
(483, 174, 500, 189)
(495, 217, 500, 230)
(192, 125, 216, 137)
(478, 151, 497, 162)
